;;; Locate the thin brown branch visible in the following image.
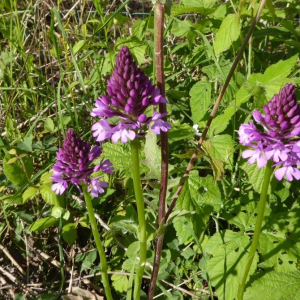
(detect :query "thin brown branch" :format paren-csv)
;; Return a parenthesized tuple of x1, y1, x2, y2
(148, 2, 168, 299)
(165, 0, 268, 222)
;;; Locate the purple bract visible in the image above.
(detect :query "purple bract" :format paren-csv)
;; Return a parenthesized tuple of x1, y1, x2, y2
(51, 129, 113, 196)
(238, 83, 300, 181)
(91, 46, 171, 143)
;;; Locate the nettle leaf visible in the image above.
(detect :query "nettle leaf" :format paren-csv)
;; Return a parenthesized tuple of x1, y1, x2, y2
(111, 274, 129, 293)
(102, 142, 131, 175)
(22, 186, 39, 203)
(171, 3, 213, 17)
(142, 130, 161, 180)
(259, 232, 300, 272)
(203, 230, 259, 300)
(244, 271, 300, 300)
(171, 19, 192, 37)
(214, 14, 241, 56)
(29, 217, 57, 232)
(240, 162, 275, 194)
(40, 183, 64, 207)
(3, 151, 33, 187)
(209, 85, 251, 135)
(174, 172, 222, 244)
(189, 81, 211, 123)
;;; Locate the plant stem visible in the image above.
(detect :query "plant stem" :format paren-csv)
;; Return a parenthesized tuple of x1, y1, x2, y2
(148, 2, 168, 299)
(164, 0, 268, 222)
(131, 139, 147, 300)
(82, 185, 113, 300)
(237, 160, 273, 300)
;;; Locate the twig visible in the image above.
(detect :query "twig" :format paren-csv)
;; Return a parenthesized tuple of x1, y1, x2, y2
(148, 2, 169, 299)
(0, 244, 26, 277)
(164, 0, 268, 222)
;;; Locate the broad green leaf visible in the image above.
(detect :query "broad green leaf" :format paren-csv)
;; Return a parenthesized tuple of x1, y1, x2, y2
(168, 123, 195, 142)
(209, 85, 251, 135)
(210, 135, 234, 163)
(17, 137, 33, 152)
(189, 81, 211, 123)
(102, 142, 131, 175)
(171, 19, 192, 37)
(51, 206, 64, 218)
(44, 118, 55, 132)
(29, 217, 57, 232)
(142, 130, 161, 180)
(62, 223, 77, 245)
(244, 271, 300, 300)
(111, 274, 129, 293)
(171, 3, 213, 17)
(3, 151, 33, 187)
(40, 183, 64, 207)
(214, 14, 241, 56)
(22, 186, 39, 203)
(203, 230, 259, 300)
(259, 232, 300, 272)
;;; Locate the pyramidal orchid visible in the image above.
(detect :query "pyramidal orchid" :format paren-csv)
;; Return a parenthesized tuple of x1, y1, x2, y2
(51, 129, 113, 196)
(238, 83, 300, 181)
(91, 46, 171, 143)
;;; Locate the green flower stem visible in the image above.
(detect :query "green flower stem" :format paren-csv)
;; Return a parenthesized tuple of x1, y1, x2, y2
(237, 160, 274, 300)
(131, 139, 147, 300)
(82, 185, 113, 300)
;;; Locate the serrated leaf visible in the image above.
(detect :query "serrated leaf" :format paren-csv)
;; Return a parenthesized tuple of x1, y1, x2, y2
(3, 151, 33, 187)
(29, 217, 57, 232)
(62, 223, 77, 245)
(244, 271, 300, 300)
(44, 118, 55, 132)
(22, 186, 39, 203)
(102, 142, 131, 175)
(142, 130, 161, 180)
(171, 3, 213, 17)
(190, 81, 211, 123)
(111, 274, 129, 293)
(214, 14, 241, 55)
(40, 183, 64, 207)
(203, 230, 259, 300)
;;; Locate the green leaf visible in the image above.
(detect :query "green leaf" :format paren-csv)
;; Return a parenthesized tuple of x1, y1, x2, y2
(244, 271, 300, 300)
(171, 19, 192, 37)
(102, 142, 131, 175)
(3, 151, 33, 187)
(51, 206, 64, 218)
(171, 3, 213, 17)
(44, 118, 55, 132)
(142, 130, 161, 180)
(203, 230, 259, 300)
(29, 217, 57, 232)
(62, 223, 77, 245)
(73, 40, 85, 55)
(189, 81, 211, 123)
(111, 274, 129, 293)
(40, 183, 64, 207)
(168, 123, 195, 142)
(17, 137, 33, 152)
(22, 186, 39, 203)
(214, 14, 241, 56)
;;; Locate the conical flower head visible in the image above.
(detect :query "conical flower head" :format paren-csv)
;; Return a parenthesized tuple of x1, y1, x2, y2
(106, 46, 161, 120)
(253, 83, 300, 138)
(91, 46, 171, 143)
(239, 84, 300, 182)
(51, 129, 113, 195)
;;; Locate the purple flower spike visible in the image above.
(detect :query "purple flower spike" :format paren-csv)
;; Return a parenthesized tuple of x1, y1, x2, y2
(238, 84, 300, 181)
(51, 129, 113, 196)
(91, 46, 171, 143)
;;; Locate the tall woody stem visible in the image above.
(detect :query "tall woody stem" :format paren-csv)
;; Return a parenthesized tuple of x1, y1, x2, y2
(237, 160, 273, 300)
(148, 2, 168, 299)
(82, 185, 113, 300)
(131, 139, 147, 300)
